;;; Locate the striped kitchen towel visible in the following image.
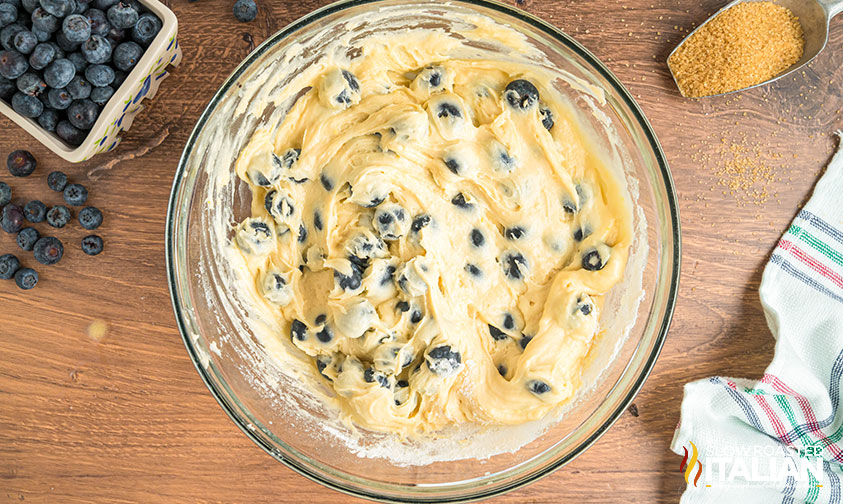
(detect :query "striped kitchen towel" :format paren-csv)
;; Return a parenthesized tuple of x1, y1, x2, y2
(671, 132, 843, 504)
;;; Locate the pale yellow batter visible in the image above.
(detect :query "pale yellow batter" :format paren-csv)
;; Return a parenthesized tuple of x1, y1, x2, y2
(232, 32, 632, 436)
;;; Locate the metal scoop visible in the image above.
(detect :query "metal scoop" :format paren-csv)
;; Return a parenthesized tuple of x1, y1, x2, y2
(668, 0, 843, 97)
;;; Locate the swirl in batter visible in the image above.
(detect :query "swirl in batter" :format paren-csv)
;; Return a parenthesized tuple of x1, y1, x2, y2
(232, 34, 632, 436)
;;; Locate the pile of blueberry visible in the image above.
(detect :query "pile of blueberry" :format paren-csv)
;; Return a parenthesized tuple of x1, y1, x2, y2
(0, 149, 104, 289)
(0, 0, 162, 146)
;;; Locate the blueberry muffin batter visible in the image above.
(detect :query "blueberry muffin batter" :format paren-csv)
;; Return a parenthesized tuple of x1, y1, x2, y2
(232, 34, 632, 436)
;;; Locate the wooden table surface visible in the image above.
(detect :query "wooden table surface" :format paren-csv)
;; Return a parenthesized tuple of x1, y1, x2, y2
(1, 0, 841, 502)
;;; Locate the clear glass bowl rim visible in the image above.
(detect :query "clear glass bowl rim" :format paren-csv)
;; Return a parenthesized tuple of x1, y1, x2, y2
(166, 0, 681, 501)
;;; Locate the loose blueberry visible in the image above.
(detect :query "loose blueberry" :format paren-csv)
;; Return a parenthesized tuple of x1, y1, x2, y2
(1, 203, 23, 233)
(0, 181, 10, 206)
(61, 13, 90, 43)
(27, 42, 53, 69)
(232, 0, 256, 22)
(46, 169, 66, 191)
(488, 325, 507, 341)
(45, 204, 70, 227)
(540, 106, 554, 130)
(44, 57, 74, 88)
(582, 249, 604, 271)
(66, 74, 90, 99)
(11, 90, 41, 116)
(14, 266, 37, 289)
(12, 28, 35, 54)
(84, 7, 108, 36)
(464, 263, 481, 277)
(426, 345, 462, 377)
(6, 149, 35, 176)
(504, 227, 525, 240)
(105, 1, 136, 29)
(112, 40, 140, 70)
(0, 253, 20, 279)
(63, 182, 87, 205)
(80, 234, 102, 255)
(23, 199, 46, 222)
(32, 235, 62, 264)
(78, 205, 101, 229)
(56, 119, 85, 145)
(290, 319, 307, 341)
(16, 226, 38, 250)
(89, 84, 112, 105)
(131, 12, 159, 46)
(470, 228, 484, 247)
(0, 49, 28, 79)
(46, 86, 71, 109)
(411, 214, 430, 233)
(451, 192, 471, 209)
(527, 379, 551, 395)
(40, 0, 75, 18)
(80, 34, 110, 64)
(504, 79, 539, 110)
(501, 251, 527, 280)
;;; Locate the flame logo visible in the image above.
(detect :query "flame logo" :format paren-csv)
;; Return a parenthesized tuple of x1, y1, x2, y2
(679, 442, 703, 487)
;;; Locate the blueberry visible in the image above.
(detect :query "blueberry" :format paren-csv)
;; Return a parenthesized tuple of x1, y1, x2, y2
(297, 223, 307, 243)
(44, 57, 74, 88)
(0, 49, 28, 78)
(319, 173, 333, 191)
(11, 90, 41, 116)
(582, 249, 604, 271)
(315, 354, 331, 378)
(16, 72, 46, 97)
(0, 3, 16, 27)
(32, 235, 63, 264)
(46, 41, 63, 59)
(334, 257, 365, 290)
(488, 325, 507, 341)
(55, 31, 79, 52)
(1, 203, 23, 233)
(80, 34, 110, 64)
(313, 210, 322, 231)
(14, 267, 37, 289)
(28, 41, 54, 69)
(373, 203, 409, 241)
(0, 23, 24, 51)
(92, 0, 116, 10)
(46, 170, 66, 191)
(21, 0, 38, 12)
(540, 106, 554, 130)
(503, 314, 515, 330)
(443, 157, 461, 175)
(573, 226, 591, 242)
(426, 345, 462, 376)
(290, 319, 307, 341)
(46, 86, 71, 109)
(464, 263, 481, 277)
(60, 13, 89, 43)
(23, 199, 46, 222)
(0, 181, 9, 205)
(131, 12, 159, 46)
(562, 198, 577, 215)
(504, 227, 525, 240)
(410, 309, 423, 324)
(395, 300, 410, 312)
(410, 214, 430, 233)
(56, 119, 84, 145)
(577, 299, 592, 316)
(104, 24, 123, 45)
(315, 325, 332, 343)
(527, 379, 551, 395)
(501, 251, 527, 280)
(31, 27, 51, 42)
(232, 0, 256, 22)
(16, 226, 38, 250)
(519, 334, 533, 349)
(61, 182, 87, 206)
(0, 253, 20, 279)
(67, 98, 97, 129)
(89, 84, 111, 105)
(504, 79, 539, 110)
(66, 74, 90, 99)
(470, 228, 484, 247)
(12, 29, 36, 53)
(437, 102, 461, 119)
(0, 75, 14, 98)
(83, 61, 112, 86)
(451, 192, 471, 209)
(1, 0, 21, 8)
(111, 69, 125, 87)
(80, 234, 102, 255)
(65, 50, 86, 71)
(78, 205, 101, 229)
(363, 368, 389, 388)
(6, 149, 36, 176)
(84, 7, 108, 36)
(45, 204, 70, 227)
(498, 365, 507, 377)
(112, 40, 140, 70)
(40, 0, 75, 18)
(106, 1, 135, 28)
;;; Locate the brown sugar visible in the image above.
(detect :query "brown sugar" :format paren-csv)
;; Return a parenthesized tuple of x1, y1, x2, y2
(668, 2, 804, 98)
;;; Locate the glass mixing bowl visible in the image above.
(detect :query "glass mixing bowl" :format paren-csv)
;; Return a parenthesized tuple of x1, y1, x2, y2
(166, 0, 680, 501)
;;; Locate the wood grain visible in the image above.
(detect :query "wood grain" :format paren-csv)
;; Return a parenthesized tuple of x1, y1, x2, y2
(1, 0, 841, 502)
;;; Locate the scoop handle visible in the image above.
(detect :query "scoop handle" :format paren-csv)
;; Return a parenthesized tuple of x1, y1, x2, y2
(823, 0, 843, 17)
